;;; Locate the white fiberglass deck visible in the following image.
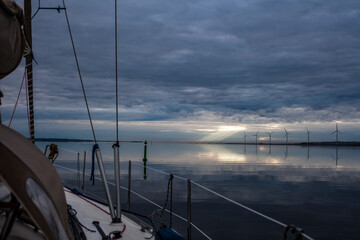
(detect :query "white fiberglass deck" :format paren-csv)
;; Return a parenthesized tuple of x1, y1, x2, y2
(64, 190, 153, 240)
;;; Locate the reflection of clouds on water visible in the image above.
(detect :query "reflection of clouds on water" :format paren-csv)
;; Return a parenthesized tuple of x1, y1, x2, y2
(189, 165, 360, 206)
(46, 142, 360, 170)
(197, 144, 246, 163)
(51, 142, 360, 240)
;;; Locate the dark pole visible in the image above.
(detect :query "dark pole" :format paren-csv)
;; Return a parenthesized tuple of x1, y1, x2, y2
(24, 0, 35, 143)
(187, 179, 192, 240)
(0, 90, 3, 124)
(127, 160, 131, 211)
(143, 141, 147, 180)
(77, 152, 80, 187)
(82, 151, 86, 190)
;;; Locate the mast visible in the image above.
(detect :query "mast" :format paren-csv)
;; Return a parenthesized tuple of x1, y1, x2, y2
(24, 0, 35, 143)
(113, 0, 122, 222)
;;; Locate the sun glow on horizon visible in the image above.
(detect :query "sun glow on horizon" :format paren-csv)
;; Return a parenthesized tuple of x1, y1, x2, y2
(200, 125, 246, 141)
(218, 125, 246, 132)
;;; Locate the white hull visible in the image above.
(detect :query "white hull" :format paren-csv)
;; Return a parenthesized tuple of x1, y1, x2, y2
(65, 189, 152, 239)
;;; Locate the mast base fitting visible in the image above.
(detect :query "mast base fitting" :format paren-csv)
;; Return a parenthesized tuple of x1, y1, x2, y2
(111, 218, 122, 224)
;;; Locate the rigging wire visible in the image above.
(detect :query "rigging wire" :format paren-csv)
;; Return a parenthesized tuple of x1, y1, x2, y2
(62, 0, 97, 143)
(8, 67, 26, 127)
(31, 0, 41, 19)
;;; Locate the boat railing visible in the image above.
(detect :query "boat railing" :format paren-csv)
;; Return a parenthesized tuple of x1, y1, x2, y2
(54, 161, 212, 240)
(129, 161, 314, 240)
(54, 147, 315, 240)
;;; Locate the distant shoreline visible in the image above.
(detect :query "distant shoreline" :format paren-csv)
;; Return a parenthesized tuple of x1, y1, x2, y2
(223, 142, 360, 147)
(35, 138, 360, 146)
(35, 138, 142, 143)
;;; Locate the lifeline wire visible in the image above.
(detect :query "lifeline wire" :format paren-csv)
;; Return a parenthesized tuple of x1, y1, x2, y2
(58, 146, 79, 154)
(131, 162, 187, 181)
(132, 161, 314, 240)
(190, 181, 314, 240)
(54, 164, 212, 240)
(62, 0, 97, 143)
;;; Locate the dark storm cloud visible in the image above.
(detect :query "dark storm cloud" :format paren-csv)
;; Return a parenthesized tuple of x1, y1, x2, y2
(2, 0, 360, 139)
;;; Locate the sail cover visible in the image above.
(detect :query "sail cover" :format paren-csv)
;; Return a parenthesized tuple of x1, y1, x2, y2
(0, 0, 25, 79)
(0, 125, 72, 240)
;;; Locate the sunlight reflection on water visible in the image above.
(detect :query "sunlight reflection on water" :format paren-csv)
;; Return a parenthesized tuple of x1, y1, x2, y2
(38, 142, 360, 239)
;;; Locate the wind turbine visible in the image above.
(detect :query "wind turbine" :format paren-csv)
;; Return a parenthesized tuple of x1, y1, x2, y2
(265, 132, 273, 144)
(331, 123, 341, 144)
(243, 132, 247, 144)
(253, 131, 259, 145)
(284, 128, 290, 144)
(305, 127, 310, 143)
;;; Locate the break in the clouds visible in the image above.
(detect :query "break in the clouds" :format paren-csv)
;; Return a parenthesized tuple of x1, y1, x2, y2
(1, 0, 360, 141)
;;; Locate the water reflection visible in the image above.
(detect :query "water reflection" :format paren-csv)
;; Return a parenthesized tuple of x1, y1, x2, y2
(184, 143, 355, 169)
(307, 146, 310, 160)
(38, 141, 360, 170)
(198, 145, 246, 163)
(335, 147, 338, 167)
(268, 145, 271, 155)
(48, 141, 360, 240)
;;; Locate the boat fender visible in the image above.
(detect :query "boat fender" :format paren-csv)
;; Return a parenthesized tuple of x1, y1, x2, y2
(155, 227, 185, 240)
(283, 224, 304, 240)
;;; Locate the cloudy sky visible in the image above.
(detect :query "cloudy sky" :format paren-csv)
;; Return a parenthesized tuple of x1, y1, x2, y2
(2, 0, 360, 142)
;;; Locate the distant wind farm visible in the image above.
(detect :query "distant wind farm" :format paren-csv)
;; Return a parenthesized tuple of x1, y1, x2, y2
(235, 123, 360, 147)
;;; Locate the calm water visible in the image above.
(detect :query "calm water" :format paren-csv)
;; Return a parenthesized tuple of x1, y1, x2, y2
(37, 142, 360, 240)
